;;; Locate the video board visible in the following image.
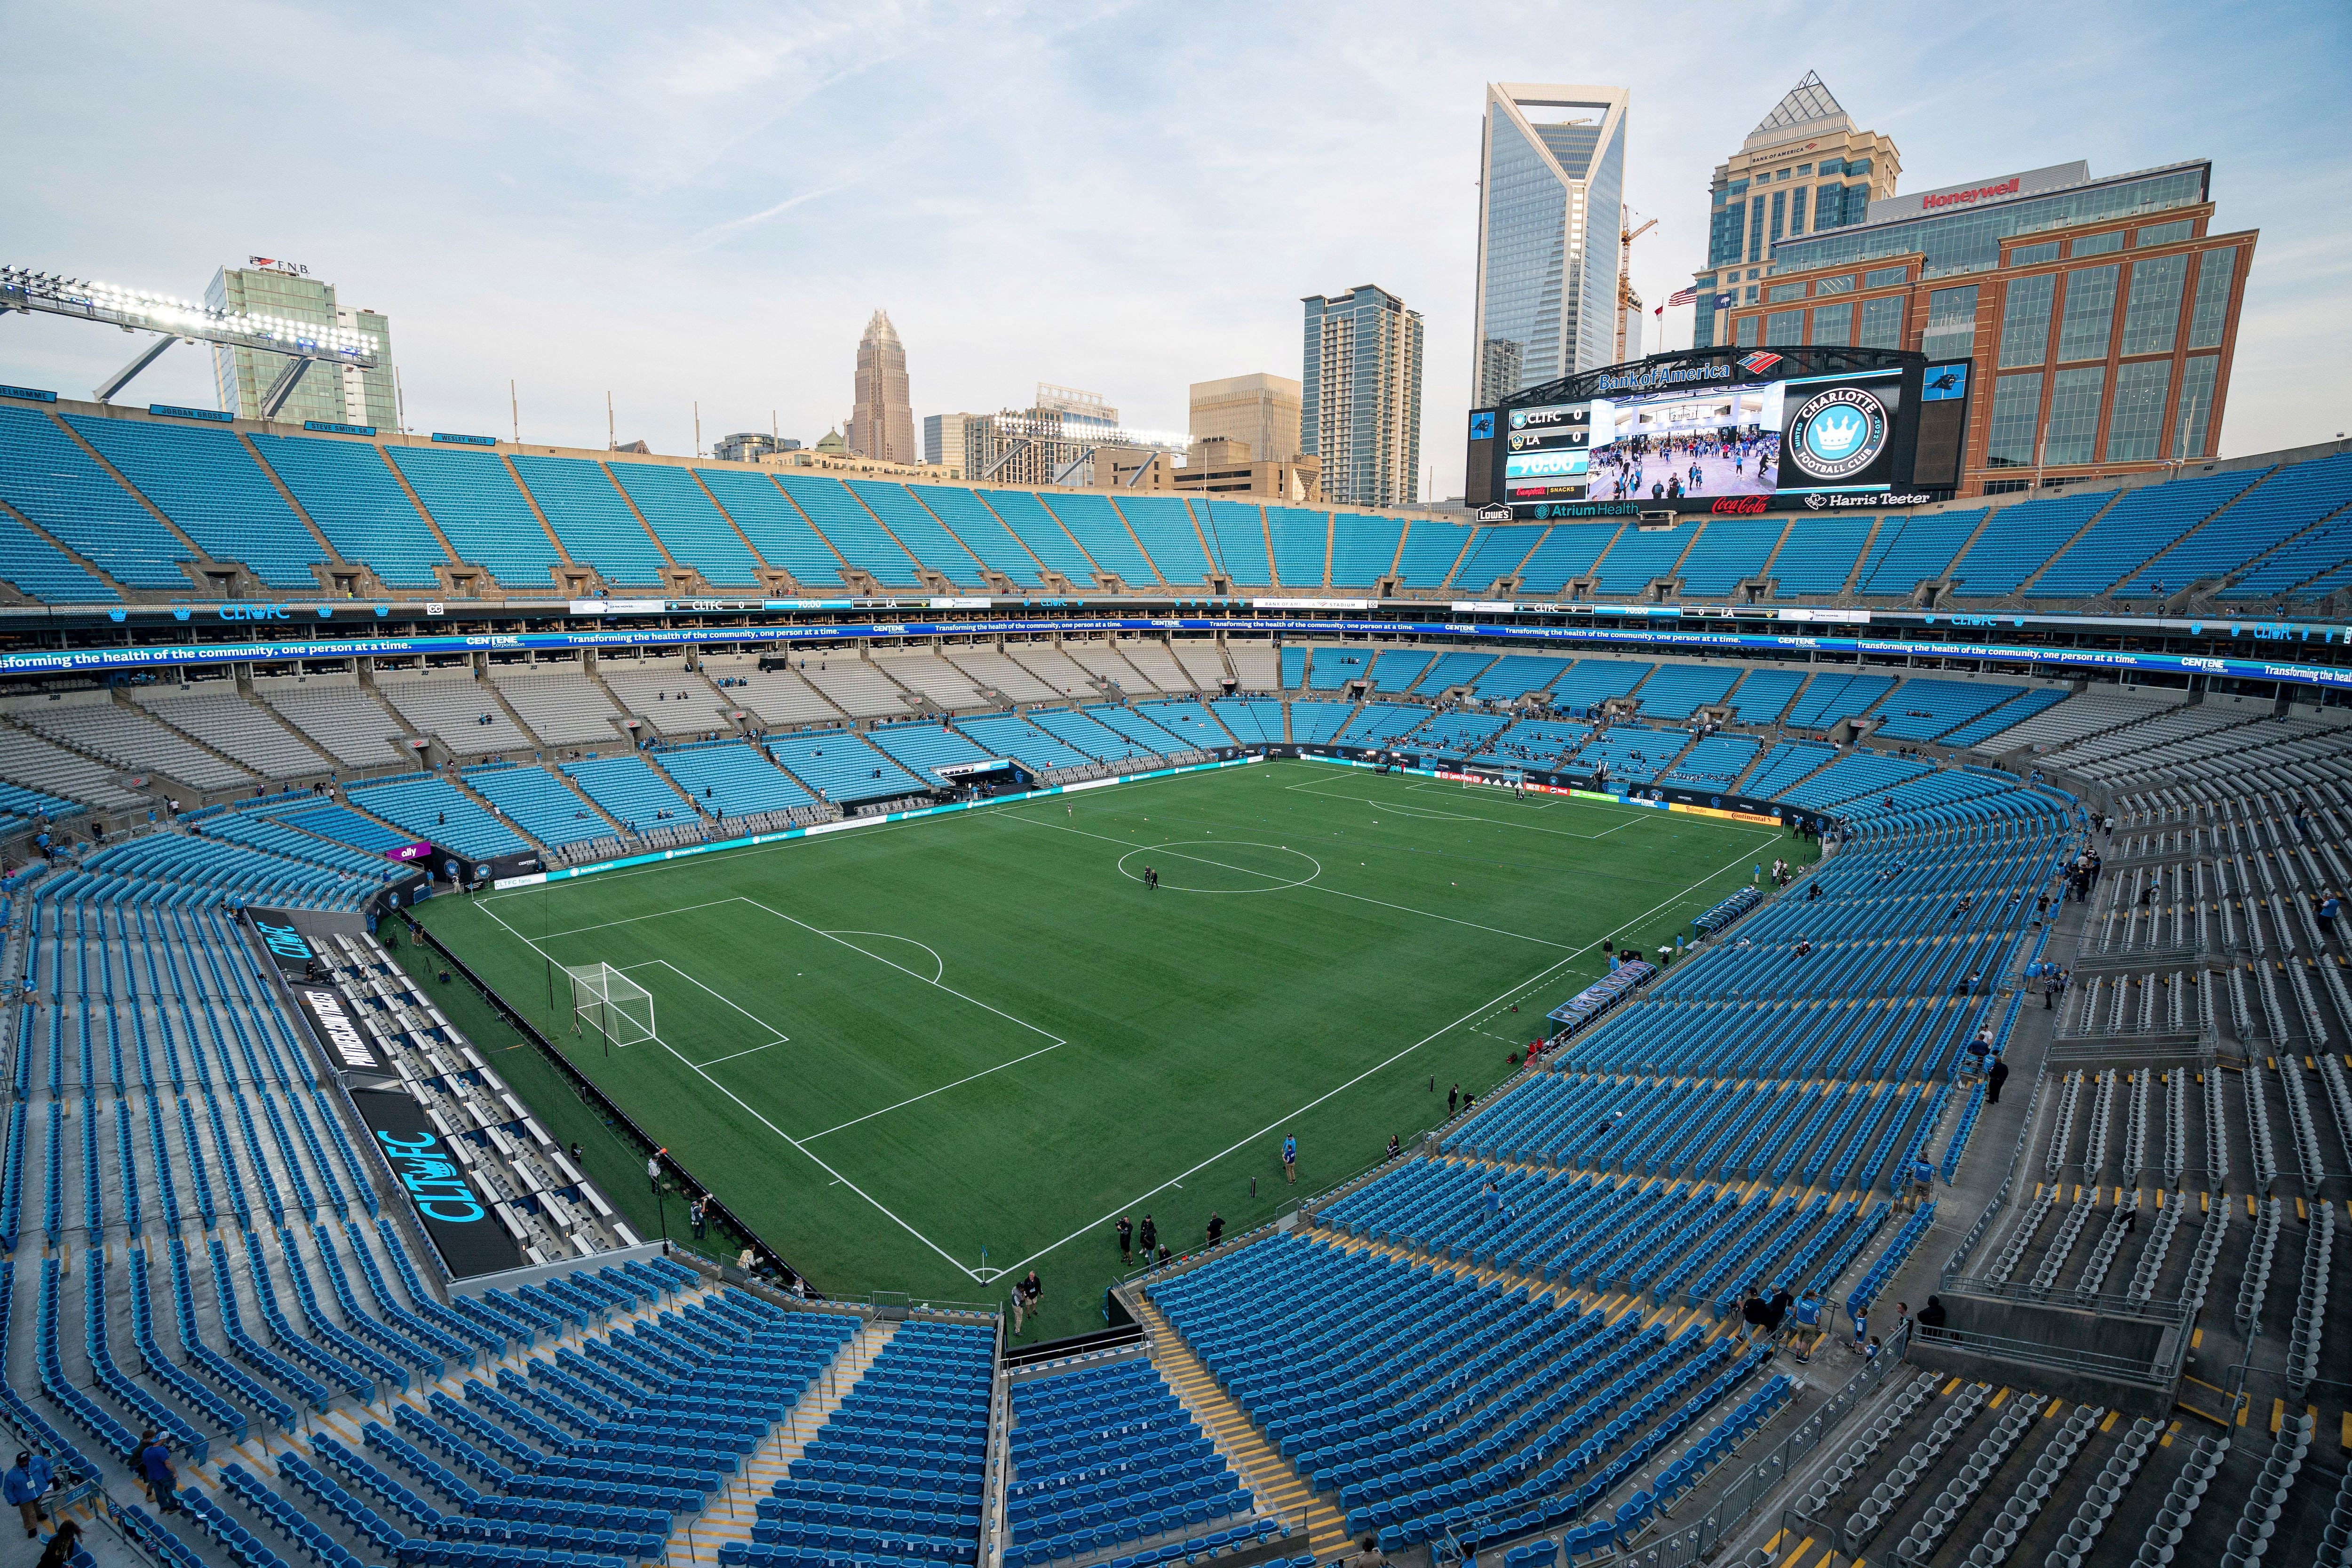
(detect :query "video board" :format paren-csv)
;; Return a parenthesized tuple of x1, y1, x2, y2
(1479, 350, 1948, 520)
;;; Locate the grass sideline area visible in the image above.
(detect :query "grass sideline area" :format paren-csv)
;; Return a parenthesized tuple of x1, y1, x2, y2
(413, 758, 1812, 1339)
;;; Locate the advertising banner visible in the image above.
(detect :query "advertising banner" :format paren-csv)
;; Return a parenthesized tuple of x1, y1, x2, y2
(347, 1088, 525, 1280)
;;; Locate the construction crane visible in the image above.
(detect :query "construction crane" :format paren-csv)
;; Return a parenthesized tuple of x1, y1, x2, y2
(1614, 206, 1658, 364)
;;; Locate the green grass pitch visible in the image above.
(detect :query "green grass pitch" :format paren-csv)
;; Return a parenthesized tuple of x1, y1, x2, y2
(413, 758, 1808, 1340)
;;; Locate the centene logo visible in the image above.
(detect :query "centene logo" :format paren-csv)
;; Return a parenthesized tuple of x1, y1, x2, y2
(1921, 178, 2021, 210)
(374, 1130, 486, 1223)
(1711, 495, 1769, 516)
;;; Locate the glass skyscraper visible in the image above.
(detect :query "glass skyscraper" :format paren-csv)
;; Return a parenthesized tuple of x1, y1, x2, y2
(1473, 84, 1627, 403)
(1300, 285, 1423, 509)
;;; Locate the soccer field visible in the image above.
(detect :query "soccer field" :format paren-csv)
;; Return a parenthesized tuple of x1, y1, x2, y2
(416, 758, 1806, 1339)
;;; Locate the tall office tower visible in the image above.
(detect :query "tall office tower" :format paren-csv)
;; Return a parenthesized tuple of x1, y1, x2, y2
(922, 412, 967, 470)
(1472, 83, 1628, 403)
(1692, 72, 1900, 349)
(848, 309, 916, 463)
(205, 262, 396, 428)
(1188, 373, 1302, 462)
(1300, 285, 1423, 509)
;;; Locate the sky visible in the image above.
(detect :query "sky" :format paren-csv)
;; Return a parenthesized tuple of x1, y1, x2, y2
(4, 0, 2346, 502)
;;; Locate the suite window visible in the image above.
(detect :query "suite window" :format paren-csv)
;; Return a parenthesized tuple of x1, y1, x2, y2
(2135, 219, 2193, 247)
(2055, 265, 2118, 361)
(1810, 302, 1853, 347)
(1998, 273, 2055, 368)
(1767, 282, 1807, 303)
(2069, 230, 2123, 257)
(1858, 295, 1905, 349)
(2120, 253, 2188, 356)
(1735, 314, 1760, 347)
(2187, 248, 2234, 349)
(1864, 266, 1909, 289)
(1812, 275, 1853, 294)
(1921, 285, 1978, 361)
(2174, 356, 2218, 458)
(2103, 359, 2172, 462)
(2009, 240, 2061, 267)
(1986, 373, 2042, 468)
(1765, 310, 1804, 345)
(2042, 366, 2105, 465)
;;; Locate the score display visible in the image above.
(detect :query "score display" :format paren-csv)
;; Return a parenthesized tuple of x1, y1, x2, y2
(1478, 351, 1954, 520)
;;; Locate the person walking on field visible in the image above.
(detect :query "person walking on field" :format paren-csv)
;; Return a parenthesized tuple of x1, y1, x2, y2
(1282, 1135, 1298, 1184)
(1116, 1215, 1133, 1261)
(1137, 1214, 1157, 1258)
(647, 1149, 665, 1196)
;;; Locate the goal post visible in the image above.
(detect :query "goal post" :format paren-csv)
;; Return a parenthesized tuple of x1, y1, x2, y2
(566, 963, 655, 1053)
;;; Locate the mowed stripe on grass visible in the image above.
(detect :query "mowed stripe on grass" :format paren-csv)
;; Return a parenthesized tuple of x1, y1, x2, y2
(423, 760, 1797, 1338)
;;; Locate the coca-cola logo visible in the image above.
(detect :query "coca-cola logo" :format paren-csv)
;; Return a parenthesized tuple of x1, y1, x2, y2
(1711, 495, 1769, 515)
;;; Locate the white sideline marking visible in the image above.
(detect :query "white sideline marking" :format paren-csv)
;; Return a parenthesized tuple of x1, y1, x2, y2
(980, 834, 1780, 1280)
(621, 958, 793, 1046)
(475, 899, 982, 1280)
(694, 1043, 775, 1067)
(1282, 774, 1661, 839)
(800, 1039, 1070, 1142)
(820, 930, 946, 985)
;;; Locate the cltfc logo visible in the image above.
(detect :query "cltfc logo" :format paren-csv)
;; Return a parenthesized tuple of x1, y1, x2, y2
(1788, 386, 1889, 481)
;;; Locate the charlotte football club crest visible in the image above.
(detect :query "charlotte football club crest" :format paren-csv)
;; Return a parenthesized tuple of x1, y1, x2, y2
(1787, 386, 1889, 481)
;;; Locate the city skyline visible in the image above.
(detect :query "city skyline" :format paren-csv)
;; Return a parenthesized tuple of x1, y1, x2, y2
(2, 0, 2344, 501)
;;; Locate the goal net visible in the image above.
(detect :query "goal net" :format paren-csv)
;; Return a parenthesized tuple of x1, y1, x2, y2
(567, 963, 655, 1049)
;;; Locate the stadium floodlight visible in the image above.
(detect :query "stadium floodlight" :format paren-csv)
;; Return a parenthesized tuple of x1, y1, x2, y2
(0, 263, 381, 409)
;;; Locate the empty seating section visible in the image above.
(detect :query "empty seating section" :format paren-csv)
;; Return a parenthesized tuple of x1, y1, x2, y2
(1451, 527, 1539, 591)
(256, 683, 402, 769)
(872, 652, 985, 709)
(1865, 680, 2031, 743)
(1209, 699, 1284, 745)
(509, 454, 670, 585)
(693, 468, 847, 588)
(1335, 703, 1430, 748)
(0, 509, 114, 602)
(280, 802, 412, 854)
(376, 677, 532, 755)
(0, 725, 146, 811)
(1413, 712, 1509, 758)
(1412, 652, 1496, 693)
(705, 663, 843, 727)
(1853, 510, 1982, 595)
(135, 688, 324, 780)
(1629, 665, 1740, 721)
(2035, 467, 2266, 597)
(1726, 668, 1807, 724)
(1740, 741, 1834, 798)
(1783, 672, 1895, 732)
(1329, 513, 1405, 586)
(1659, 733, 1759, 789)
(1948, 489, 2114, 596)
(605, 463, 764, 586)
(953, 713, 1096, 774)
(1200, 501, 1274, 586)
(493, 667, 627, 745)
(384, 446, 562, 588)
(1765, 517, 1870, 594)
(943, 647, 1059, 702)
(12, 694, 253, 789)
(1773, 750, 1931, 809)
(774, 475, 921, 587)
(1592, 528, 1688, 594)
(65, 415, 326, 589)
(1278, 647, 1307, 690)
(1306, 646, 1369, 690)
(1674, 519, 1786, 594)
(1030, 706, 1162, 762)
(652, 740, 812, 815)
(1252, 506, 1320, 587)
(1118, 641, 1194, 691)
(1547, 661, 1652, 714)
(2202, 451, 2352, 597)
(758, 1321, 991, 1568)
(1472, 656, 1568, 701)
(1226, 644, 1277, 692)
(1516, 525, 1621, 593)
(1368, 649, 1433, 691)
(349, 773, 530, 857)
(465, 764, 608, 846)
(249, 433, 450, 587)
(561, 755, 692, 831)
(798, 657, 912, 719)
(1100, 497, 1206, 585)
(0, 406, 194, 587)
(765, 729, 921, 803)
(600, 667, 731, 735)
(1084, 705, 1195, 756)
(910, 486, 1046, 587)
(1136, 700, 1232, 752)
(848, 481, 986, 587)
(1006, 1358, 1251, 1561)
(1392, 519, 1473, 586)
(1967, 689, 2170, 756)
(865, 722, 995, 787)
(1939, 687, 2068, 750)
(1287, 701, 1354, 745)
(1030, 493, 1154, 585)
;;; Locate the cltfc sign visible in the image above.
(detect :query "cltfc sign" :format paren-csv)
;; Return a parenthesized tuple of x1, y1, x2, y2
(1787, 387, 1889, 482)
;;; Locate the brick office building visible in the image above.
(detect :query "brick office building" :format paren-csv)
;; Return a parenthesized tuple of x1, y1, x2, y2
(1721, 159, 2254, 497)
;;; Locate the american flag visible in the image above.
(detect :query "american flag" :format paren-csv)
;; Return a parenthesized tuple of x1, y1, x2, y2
(1739, 350, 1784, 375)
(1666, 286, 1698, 307)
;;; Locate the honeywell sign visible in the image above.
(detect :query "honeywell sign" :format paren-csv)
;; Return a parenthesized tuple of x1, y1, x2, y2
(1866, 161, 2088, 225)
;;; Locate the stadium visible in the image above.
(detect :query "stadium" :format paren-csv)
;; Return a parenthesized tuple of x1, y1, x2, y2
(3, 31, 2351, 1568)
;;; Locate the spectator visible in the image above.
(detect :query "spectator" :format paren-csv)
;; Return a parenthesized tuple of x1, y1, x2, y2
(1116, 1215, 1133, 1261)
(6, 1449, 53, 1539)
(647, 1150, 665, 1195)
(689, 1196, 707, 1241)
(1740, 1286, 1771, 1345)
(1282, 1134, 1297, 1184)
(137, 1435, 178, 1515)
(34, 1520, 79, 1568)
(1917, 1295, 1948, 1338)
(1137, 1214, 1157, 1258)
(1206, 1212, 1224, 1246)
(1987, 1056, 2010, 1105)
(1788, 1290, 1825, 1364)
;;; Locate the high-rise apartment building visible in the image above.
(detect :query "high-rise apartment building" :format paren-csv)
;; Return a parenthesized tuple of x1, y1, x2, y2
(1691, 73, 1900, 350)
(1472, 84, 1628, 403)
(922, 412, 967, 471)
(204, 262, 396, 429)
(847, 310, 915, 464)
(1188, 373, 1302, 463)
(1301, 285, 1422, 509)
